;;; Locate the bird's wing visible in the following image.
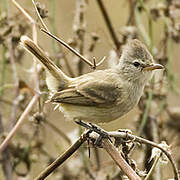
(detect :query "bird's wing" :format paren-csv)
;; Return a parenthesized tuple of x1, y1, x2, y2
(49, 72, 122, 106)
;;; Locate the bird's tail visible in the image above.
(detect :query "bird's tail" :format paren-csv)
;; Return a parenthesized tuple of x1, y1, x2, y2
(20, 36, 71, 91)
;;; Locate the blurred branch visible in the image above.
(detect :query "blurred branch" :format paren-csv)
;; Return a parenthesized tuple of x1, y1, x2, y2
(0, 94, 39, 152)
(11, 0, 35, 24)
(32, 0, 75, 77)
(138, 90, 153, 136)
(0, 113, 13, 180)
(135, 6, 150, 46)
(0, 46, 7, 97)
(73, 0, 87, 75)
(7, 38, 19, 130)
(96, 0, 121, 52)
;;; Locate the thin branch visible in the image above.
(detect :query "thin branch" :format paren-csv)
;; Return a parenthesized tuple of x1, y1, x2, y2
(102, 138, 141, 180)
(108, 131, 180, 180)
(11, 0, 40, 93)
(138, 91, 153, 136)
(32, 0, 76, 77)
(7, 38, 19, 130)
(73, 0, 87, 75)
(32, 23, 40, 93)
(0, 113, 13, 180)
(144, 153, 161, 180)
(41, 28, 104, 69)
(31, 0, 48, 31)
(96, 0, 120, 51)
(34, 130, 89, 180)
(0, 94, 39, 153)
(11, 0, 35, 24)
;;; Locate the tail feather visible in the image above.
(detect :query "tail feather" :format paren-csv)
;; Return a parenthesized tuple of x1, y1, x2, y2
(20, 36, 71, 91)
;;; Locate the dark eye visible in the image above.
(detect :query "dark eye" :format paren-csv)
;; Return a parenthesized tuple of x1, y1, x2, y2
(133, 61, 140, 67)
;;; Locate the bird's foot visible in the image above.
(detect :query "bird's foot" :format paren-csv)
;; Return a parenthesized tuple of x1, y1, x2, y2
(117, 129, 133, 142)
(75, 120, 112, 146)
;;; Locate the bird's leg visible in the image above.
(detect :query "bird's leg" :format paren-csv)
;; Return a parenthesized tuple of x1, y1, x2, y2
(75, 120, 112, 146)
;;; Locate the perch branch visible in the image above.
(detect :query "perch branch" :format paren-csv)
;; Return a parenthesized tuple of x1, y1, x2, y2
(108, 131, 180, 180)
(34, 130, 89, 180)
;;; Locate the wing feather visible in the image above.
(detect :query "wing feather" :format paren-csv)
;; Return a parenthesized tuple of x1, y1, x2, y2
(49, 70, 123, 106)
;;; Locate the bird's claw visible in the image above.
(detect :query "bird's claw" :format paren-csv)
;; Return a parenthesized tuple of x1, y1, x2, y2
(75, 120, 112, 146)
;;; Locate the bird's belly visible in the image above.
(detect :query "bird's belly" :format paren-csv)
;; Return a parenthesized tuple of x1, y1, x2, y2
(58, 102, 136, 123)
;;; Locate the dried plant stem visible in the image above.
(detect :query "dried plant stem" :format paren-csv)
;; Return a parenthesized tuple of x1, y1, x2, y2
(12, 0, 40, 92)
(144, 154, 161, 180)
(11, 0, 35, 24)
(135, 7, 150, 46)
(0, 46, 7, 97)
(138, 90, 153, 136)
(34, 130, 89, 180)
(102, 138, 141, 180)
(0, 114, 13, 180)
(31, 0, 48, 31)
(74, 0, 87, 75)
(96, 0, 120, 51)
(32, 0, 75, 77)
(32, 23, 40, 93)
(0, 94, 39, 152)
(41, 29, 104, 69)
(7, 38, 19, 130)
(108, 131, 180, 180)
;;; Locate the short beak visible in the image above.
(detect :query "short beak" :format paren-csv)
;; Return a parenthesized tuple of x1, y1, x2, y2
(143, 63, 164, 71)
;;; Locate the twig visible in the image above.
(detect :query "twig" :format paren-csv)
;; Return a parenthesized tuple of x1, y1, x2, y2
(0, 46, 7, 97)
(74, 0, 87, 75)
(11, 0, 35, 24)
(31, 0, 48, 31)
(76, 121, 141, 179)
(51, 0, 59, 55)
(96, 0, 120, 51)
(93, 147, 101, 170)
(7, 38, 19, 130)
(0, 113, 13, 180)
(32, 0, 75, 77)
(138, 90, 153, 136)
(135, 6, 150, 46)
(41, 28, 105, 69)
(101, 138, 141, 180)
(0, 94, 39, 153)
(34, 130, 89, 180)
(144, 153, 161, 180)
(108, 131, 180, 180)
(147, 116, 161, 180)
(127, 0, 137, 25)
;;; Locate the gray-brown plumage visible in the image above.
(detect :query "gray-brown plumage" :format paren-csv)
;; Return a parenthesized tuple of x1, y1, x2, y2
(21, 36, 163, 123)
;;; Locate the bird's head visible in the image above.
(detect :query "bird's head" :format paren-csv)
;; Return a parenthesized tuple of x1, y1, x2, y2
(118, 39, 164, 85)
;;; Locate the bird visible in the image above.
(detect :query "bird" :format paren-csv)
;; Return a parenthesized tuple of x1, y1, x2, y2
(20, 36, 164, 124)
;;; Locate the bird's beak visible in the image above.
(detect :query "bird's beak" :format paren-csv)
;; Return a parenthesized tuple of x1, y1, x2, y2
(143, 63, 164, 71)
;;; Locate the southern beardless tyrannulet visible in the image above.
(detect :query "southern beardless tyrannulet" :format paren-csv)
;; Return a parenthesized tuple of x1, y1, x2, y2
(21, 36, 163, 123)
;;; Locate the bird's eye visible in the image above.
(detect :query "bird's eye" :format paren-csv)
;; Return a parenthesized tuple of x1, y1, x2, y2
(133, 61, 140, 67)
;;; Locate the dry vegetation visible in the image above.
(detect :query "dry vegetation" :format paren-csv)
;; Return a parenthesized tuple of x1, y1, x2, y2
(0, 0, 180, 180)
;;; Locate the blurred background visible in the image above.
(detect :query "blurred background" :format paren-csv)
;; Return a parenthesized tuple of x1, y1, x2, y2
(0, 0, 180, 179)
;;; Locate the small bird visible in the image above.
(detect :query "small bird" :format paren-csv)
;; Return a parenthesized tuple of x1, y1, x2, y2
(21, 36, 163, 123)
